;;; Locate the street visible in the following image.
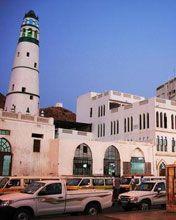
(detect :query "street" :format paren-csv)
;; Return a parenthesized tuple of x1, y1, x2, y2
(35, 204, 172, 220)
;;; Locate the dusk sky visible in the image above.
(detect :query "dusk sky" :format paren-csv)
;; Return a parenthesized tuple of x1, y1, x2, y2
(1, 0, 176, 112)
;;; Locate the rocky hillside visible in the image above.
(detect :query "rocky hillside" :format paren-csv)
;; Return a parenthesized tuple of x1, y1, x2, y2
(40, 106, 76, 122)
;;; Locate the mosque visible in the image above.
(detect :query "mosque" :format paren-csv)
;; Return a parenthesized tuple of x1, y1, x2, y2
(1, 10, 176, 178)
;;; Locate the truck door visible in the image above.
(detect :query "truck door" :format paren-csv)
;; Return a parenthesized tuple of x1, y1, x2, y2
(37, 183, 65, 215)
(152, 182, 166, 205)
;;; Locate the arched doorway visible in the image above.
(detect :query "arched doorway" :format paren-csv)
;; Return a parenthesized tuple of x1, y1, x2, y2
(104, 145, 120, 176)
(159, 162, 166, 176)
(73, 143, 92, 176)
(130, 148, 145, 175)
(0, 138, 12, 176)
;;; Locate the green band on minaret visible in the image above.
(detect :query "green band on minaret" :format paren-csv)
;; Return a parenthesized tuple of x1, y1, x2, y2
(18, 37, 39, 45)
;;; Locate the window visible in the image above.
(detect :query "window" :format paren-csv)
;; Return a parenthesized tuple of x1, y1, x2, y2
(124, 118, 126, 132)
(171, 115, 174, 129)
(22, 87, 26, 92)
(110, 122, 113, 135)
(98, 106, 100, 117)
(131, 116, 133, 131)
(83, 145, 87, 153)
(156, 112, 159, 127)
(34, 62, 37, 68)
(114, 121, 116, 134)
(0, 129, 10, 136)
(33, 139, 40, 152)
(139, 115, 142, 130)
(26, 52, 30, 57)
(98, 125, 100, 137)
(147, 113, 149, 129)
(22, 28, 26, 37)
(160, 137, 163, 151)
(154, 182, 165, 192)
(12, 84, 14, 91)
(164, 113, 167, 129)
(34, 30, 38, 39)
(26, 107, 30, 113)
(40, 183, 61, 195)
(127, 117, 130, 132)
(103, 123, 105, 136)
(80, 179, 90, 186)
(156, 136, 159, 151)
(164, 137, 167, 152)
(117, 120, 119, 134)
(103, 105, 105, 116)
(143, 114, 145, 129)
(17, 52, 20, 57)
(32, 133, 43, 138)
(90, 108, 92, 117)
(27, 28, 32, 37)
(172, 138, 175, 152)
(160, 112, 163, 128)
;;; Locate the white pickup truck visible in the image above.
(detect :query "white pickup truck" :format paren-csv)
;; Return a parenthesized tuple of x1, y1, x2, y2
(119, 180, 166, 211)
(0, 180, 112, 220)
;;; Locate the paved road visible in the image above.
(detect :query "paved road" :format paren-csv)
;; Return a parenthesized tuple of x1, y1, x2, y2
(36, 205, 169, 220)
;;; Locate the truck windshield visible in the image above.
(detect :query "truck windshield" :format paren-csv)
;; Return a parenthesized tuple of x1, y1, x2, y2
(135, 182, 155, 191)
(0, 178, 9, 188)
(22, 181, 45, 194)
(66, 178, 82, 186)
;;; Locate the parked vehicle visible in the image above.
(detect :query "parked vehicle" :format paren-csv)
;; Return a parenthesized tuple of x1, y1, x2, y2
(119, 180, 166, 211)
(66, 176, 113, 190)
(0, 176, 60, 195)
(120, 175, 165, 193)
(0, 180, 113, 219)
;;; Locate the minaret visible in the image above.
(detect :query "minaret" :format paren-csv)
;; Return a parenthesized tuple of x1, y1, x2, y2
(5, 10, 40, 116)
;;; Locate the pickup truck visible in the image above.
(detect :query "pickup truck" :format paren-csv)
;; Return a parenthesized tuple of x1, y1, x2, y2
(0, 180, 113, 220)
(119, 180, 166, 211)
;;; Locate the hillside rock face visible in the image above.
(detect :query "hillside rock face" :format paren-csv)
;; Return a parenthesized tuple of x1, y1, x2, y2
(0, 93, 6, 109)
(40, 106, 76, 122)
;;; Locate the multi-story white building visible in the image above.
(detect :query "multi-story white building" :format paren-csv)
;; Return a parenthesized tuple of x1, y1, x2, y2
(77, 90, 176, 176)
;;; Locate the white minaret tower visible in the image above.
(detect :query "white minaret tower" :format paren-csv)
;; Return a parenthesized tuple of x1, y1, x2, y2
(5, 10, 40, 116)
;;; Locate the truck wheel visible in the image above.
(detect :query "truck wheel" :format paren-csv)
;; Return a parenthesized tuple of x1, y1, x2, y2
(13, 208, 32, 220)
(85, 203, 100, 215)
(140, 200, 151, 211)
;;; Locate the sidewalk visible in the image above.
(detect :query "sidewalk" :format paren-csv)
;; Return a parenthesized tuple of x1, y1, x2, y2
(105, 210, 176, 220)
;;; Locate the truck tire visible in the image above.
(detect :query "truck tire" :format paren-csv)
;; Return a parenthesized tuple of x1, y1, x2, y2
(139, 200, 151, 211)
(84, 203, 100, 215)
(13, 208, 32, 220)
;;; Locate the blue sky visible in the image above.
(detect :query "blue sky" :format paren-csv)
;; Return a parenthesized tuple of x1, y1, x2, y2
(1, 0, 176, 112)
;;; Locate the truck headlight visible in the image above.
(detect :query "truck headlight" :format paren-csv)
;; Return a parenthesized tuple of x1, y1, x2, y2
(130, 197, 138, 202)
(1, 200, 13, 206)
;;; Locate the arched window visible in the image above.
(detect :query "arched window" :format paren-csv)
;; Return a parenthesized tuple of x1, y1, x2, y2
(98, 125, 100, 137)
(156, 111, 159, 127)
(34, 30, 38, 39)
(127, 117, 130, 132)
(164, 113, 167, 129)
(147, 113, 149, 129)
(104, 145, 120, 176)
(139, 115, 142, 130)
(124, 118, 126, 132)
(131, 116, 133, 131)
(160, 112, 163, 128)
(73, 143, 92, 176)
(110, 122, 113, 135)
(159, 162, 166, 176)
(117, 120, 119, 134)
(0, 138, 12, 176)
(0, 138, 11, 152)
(113, 121, 116, 134)
(22, 28, 26, 37)
(27, 28, 33, 38)
(171, 115, 174, 129)
(103, 123, 105, 136)
(143, 113, 145, 129)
